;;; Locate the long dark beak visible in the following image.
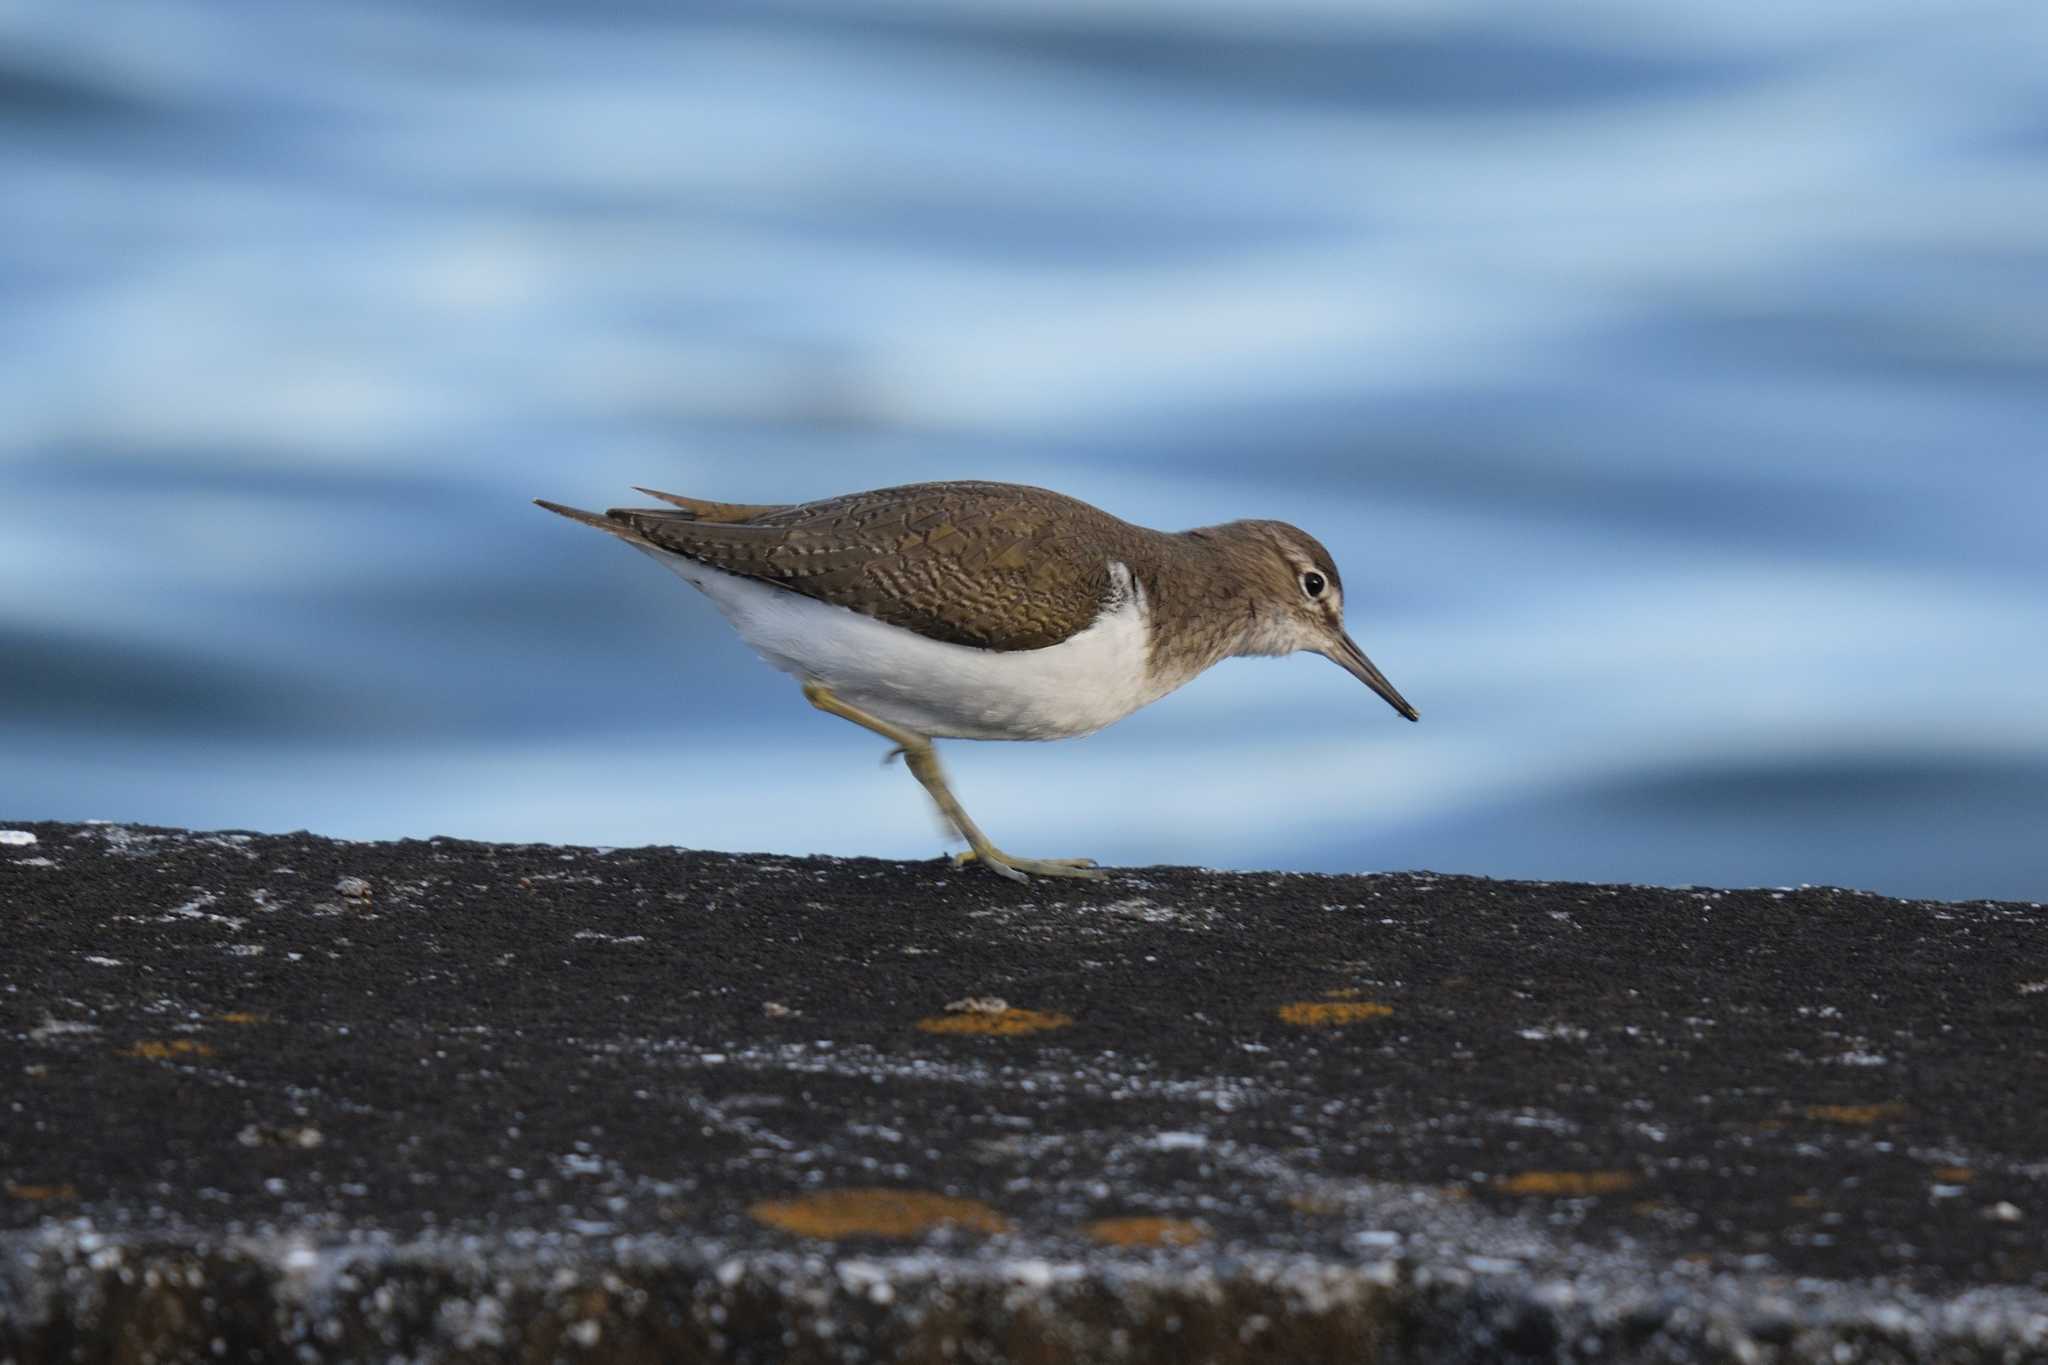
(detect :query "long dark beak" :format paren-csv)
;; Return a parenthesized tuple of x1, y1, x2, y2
(1326, 633, 1419, 721)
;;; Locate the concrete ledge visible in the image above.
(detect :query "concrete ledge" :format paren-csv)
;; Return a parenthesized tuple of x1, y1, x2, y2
(3, 822, 2045, 1362)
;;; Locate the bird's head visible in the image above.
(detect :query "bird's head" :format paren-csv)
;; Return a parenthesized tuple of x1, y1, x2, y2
(1211, 519, 1419, 722)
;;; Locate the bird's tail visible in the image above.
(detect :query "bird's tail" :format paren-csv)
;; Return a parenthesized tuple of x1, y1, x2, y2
(532, 499, 654, 545)
(627, 488, 791, 523)
(534, 489, 797, 542)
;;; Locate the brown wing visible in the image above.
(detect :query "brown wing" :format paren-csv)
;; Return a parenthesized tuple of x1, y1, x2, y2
(630, 488, 796, 523)
(607, 481, 1128, 651)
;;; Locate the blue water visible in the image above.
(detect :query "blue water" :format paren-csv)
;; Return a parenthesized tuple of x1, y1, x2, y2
(5, 1, 2045, 901)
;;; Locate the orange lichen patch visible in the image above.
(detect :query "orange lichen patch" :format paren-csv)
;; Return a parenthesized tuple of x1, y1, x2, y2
(1497, 1171, 1639, 1198)
(120, 1040, 214, 1060)
(1933, 1166, 1975, 1183)
(216, 1011, 267, 1026)
(749, 1188, 1008, 1240)
(1322, 987, 1365, 1000)
(916, 1008, 1072, 1036)
(1086, 1217, 1207, 1248)
(1276, 1000, 1393, 1027)
(1803, 1103, 1905, 1126)
(6, 1183, 77, 1202)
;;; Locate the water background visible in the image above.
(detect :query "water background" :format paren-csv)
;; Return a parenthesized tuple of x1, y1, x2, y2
(5, 0, 2045, 901)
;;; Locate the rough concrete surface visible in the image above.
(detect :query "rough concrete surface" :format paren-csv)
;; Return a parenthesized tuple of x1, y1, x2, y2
(2, 820, 2044, 1363)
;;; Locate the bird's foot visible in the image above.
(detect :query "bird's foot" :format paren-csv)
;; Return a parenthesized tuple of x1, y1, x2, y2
(952, 848, 1103, 883)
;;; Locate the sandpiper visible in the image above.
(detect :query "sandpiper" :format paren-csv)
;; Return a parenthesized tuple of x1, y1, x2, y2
(536, 480, 1417, 882)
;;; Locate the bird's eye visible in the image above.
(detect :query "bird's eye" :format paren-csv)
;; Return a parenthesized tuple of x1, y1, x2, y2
(1301, 571, 1326, 599)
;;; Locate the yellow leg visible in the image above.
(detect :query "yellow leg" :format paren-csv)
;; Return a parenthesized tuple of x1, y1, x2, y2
(801, 681, 1103, 883)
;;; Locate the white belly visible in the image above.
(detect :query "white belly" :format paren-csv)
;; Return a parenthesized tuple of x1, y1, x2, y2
(641, 548, 1173, 741)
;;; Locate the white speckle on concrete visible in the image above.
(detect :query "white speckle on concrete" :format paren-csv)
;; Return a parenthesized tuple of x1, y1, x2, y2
(1097, 896, 1213, 926)
(336, 876, 372, 899)
(1517, 1025, 1589, 1042)
(29, 1017, 99, 1040)
(1006, 1259, 1055, 1290)
(13, 856, 56, 868)
(438, 1294, 508, 1349)
(84, 955, 124, 967)
(838, 1259, 898, 1303)
(0, 830, 36, 845)
(158, 891, 246, 930)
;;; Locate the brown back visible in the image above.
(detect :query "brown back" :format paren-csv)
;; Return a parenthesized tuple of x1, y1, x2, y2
(610, 481, 1147, 651)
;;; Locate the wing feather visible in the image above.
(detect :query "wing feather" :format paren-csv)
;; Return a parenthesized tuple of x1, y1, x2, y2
(604, 481, 1128, 651)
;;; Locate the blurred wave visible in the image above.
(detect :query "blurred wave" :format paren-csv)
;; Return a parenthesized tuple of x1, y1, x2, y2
(3, 0, 2044, 900)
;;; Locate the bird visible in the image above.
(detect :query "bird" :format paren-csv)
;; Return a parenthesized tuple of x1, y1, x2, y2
(535, 479, 1417, 882)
